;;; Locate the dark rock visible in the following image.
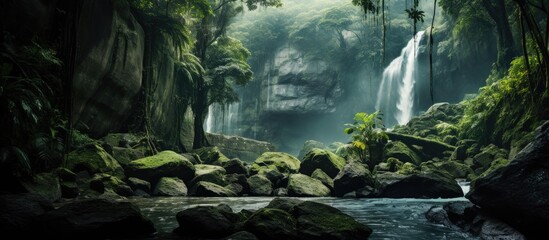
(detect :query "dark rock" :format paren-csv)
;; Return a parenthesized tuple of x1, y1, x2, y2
(192, 146, 230, 165)
(111, 146, 145, 167)
(287, 174, 331, 197)
(175, 204, 239, 238)
(261, 168, 284, 185)
(298, 140, 327, 160)
(181, 153, 202, 165)
(420, 160, 474, 179)
(247, 174, 273, 196)
(60, 181, 79, 198)
(225, 183, 244, 196)
(376, 172, 463, 198)
(126, 150, 195, 183)
(244, 208, 297, 240)
(480, 218, 526, 240)
(356, 186, 377, 198)
(90, 173, 133, 197)
(223, 158, 249, 175)
(333, 162, 375, 197)
(226, 174, 250, 193)
(385, 141, 422, 165)
(292, 201, 372, 239)
(311, 169, 334, 191)
(20, 172, 61, 202)
(189, 170, 228, 188)
(467, 122, 549, 237)
(266, 198, 303, 212)
(189, 181, 237, 197)
(0, 193, 53, 235)
(425, 206, 452, 227)
(273, 188, 288, 196)
(35, 199, 155, 238)
(153, 177, 187, 196)
(127, 177, 151, 193)
(101, 133, 141, 148)
(300, 148, 346, 178)
(472, 144, 508, 170)
(386, 132, 456, 159)
(250, 152, 300, 174)
(133, 189, 151, 197)
(55, 168, 77, 182)
(224, 231, 259, 240)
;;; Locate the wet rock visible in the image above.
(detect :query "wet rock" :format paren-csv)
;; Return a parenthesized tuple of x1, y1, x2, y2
(66, 144, 125, 179)
(174, 204, 239, 238)
(127, 177, 151, 193)
(247, 174, 272, 196)
(35, 199, 155, 238)
(250, 152, 300, 174)
(298, 140, 326, 160)
(126, 150, 195, 183)
(287, 174, 331, 197)
(189, 181, 236, 197)
(181, 153, 202, 165)
(222, 158, 249, 175)
(376, 171, 463, 198)
(265, 198, 303, 212)
(244, 208, 297, 240)
(292, 201, 372, 239)
(90, 173, 133, 197)
(333, 162, 375, 197)
(467, 122, 549, 237)
(55, 168, 77, 182)
(0, 193, 53, 235)
(153, 177, 187, 196)
(300, 148, 346, 178)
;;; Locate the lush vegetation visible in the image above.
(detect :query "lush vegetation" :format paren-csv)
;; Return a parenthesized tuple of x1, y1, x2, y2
(344, 112, 388, 169)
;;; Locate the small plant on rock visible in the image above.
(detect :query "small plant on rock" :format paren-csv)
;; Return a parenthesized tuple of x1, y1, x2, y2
(344, 112, 388, 169)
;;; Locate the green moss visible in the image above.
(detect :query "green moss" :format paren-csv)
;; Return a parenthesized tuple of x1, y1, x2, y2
(478, 158, 509, 179)
(251, 152, 300, 174)
(396, 162, 419, 175)
(300, 148, 346, 178)
(66, 144, 124, 178)
(287, 174, 331, 197)
(385, 141, 422, 165)
(420, 160, 474, 179)
(129, 150, 189, 169)
(192, 147, 230, 165)
(435, 122, 459, 136)
(194, 164, 226, 176)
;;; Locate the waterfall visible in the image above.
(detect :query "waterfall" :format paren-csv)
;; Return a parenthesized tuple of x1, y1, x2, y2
(204, 100, 241, 135)
(266, 72, 271, 110)
(376, 31, 425, 126)
(205, 105, 214, 133)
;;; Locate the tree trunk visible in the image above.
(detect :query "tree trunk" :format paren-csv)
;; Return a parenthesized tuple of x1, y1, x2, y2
(192, 82, 210, 149)
(368, 143, 384, 170)
(482, 0, 516, 71)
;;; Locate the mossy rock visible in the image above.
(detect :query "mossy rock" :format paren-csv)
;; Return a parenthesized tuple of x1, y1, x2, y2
(222, 158, 248, 175)
(244, 208, 297, 240)
(126, 151, 195, 183)
(299, 148, 345, 178)
(251, 152, 300, 174)
(174, 204, 239, 238)
(297, 140, 326, 160)
(374, 157, 404, 173)
(90, 173, 133, 197)
(20, 172, 61, 202)
(189, 181, 236, 197)
(292, 201, 372, 239)
(473, 144, 509, 170)
(101, 133, 141, 148)
(396, 162, 419, 175)
(311, 169, 334, 190)
(195, 164, 226, 176)
(192, 147, 230, 165)
(385, 141, 422, 165)
(376, 171, 463, 198)
(265, 198, 304, 212)
(153, 177, 187, 196)
(420, 160, 474, 179)
(189, 170, 228, 188)
(126, 177, 151, 193)
(287, 174, 331, 197)
(247, 174, 272, 196)
(66, 144, 125, 179)
(477, 158, 510, 179)
(111, 147, 145, 167)
(333, 162, 375, 197)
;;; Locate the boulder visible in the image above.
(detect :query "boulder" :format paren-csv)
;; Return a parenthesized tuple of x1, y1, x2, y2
(261, 168, 284, 186)
(193, 146, 230, 165)
(60, 181, 79, 198)
(374, 157, 404, 173)
(273, 188, 288, 196)
(0, 193, 53, 235)
(224, 231, 258, 240)
(247, 174, 273, 196)
(287, 174, 331, 197)
(55, 168, 77, 182)
(333, 162, 375, 197)
(298, 140, 326, 160)
(226, 174, 250, 192)
(189, 181, 237, 197)
(35, 199, 155, 238)
(66, 144, 124, 179)
(195, 164, 226, 176)
(472, 144, 508, 170)
(90, 173, 133, 197)
(251, 152, 300, 174)
(311, 169, 334, 191)
(299, 148, 346, 178)
(376, 172, 463, 198)
(385, 141, 422, 165)
(111, 146, 145, 167)
(189, 170, 228, 187)
(477, 158, 509, 179)
(20, 172, 61, 202)
(244, 208, 297, 240)
(206, 133, 275, 163)
(420, 160, 474, 179)
(265, 198, 303, 212)
(386, 132, 456, 158)
(126, 177, 151, 193)
(101, 133, 141, 148)
(174, 204, 239, 238)
(153, 177, 187, 196)
(226, 183, 244, 196)
(126, 150, 195, 183)
(222, 158, 249, 175)
(292, 201, 372, 239)
(466, 122, 549, 237)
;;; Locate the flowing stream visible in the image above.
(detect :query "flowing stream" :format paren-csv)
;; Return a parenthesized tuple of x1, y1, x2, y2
(129, 183, 475, 239)
(376, 31, 425, 127)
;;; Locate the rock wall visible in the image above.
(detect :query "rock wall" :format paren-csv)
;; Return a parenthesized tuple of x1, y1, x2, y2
(206, 133, 275, 163)
(72, 0, 144, 136)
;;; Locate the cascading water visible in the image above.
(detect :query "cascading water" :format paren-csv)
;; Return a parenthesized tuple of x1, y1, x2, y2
(376, 31, 425, 126)
(204, 93, 241, 135)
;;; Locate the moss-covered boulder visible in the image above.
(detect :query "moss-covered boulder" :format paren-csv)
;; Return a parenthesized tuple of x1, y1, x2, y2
(66, 144, 124, 179)
(376, 171, 463, 198)
(174, 204, 239, 238)
(311, 169, 334, 191)
(292, 201, 372, 239)
(193, 147, 230, 165)
(477, 158, 509, 179)
(385, 141, 422, 165)
(472, 144, 509, 171)
(287, 174, 331, 197)
(396, 162, 420, 175)
(222, 158, 248, 175)
(250, 152, 300, 174)
(189, 181, 236, 197)
(420, 160, 474, 179)
(299, 148, 346, 178)
(111, 147, 145, 167)
(126, 177, 151, 193)
(260, 168, 284, 186)
(153, 177, 187, 196)
(89, 173, 133, 197)
(298, 140, 326, 160)
(126, 151, 195, 183)
(333, 162, 375, 197)
(244, 208, 297, 240)
(374, 157, 404, 173)
(195, 164, 226, 176)
(189, 170, 228, 188)
(265, 198, 304, 212)
(20, 172, 61, 202)
(247, 174, 272, 196)
(224, 231, 258, 240)
(101, 133, 141, 148)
